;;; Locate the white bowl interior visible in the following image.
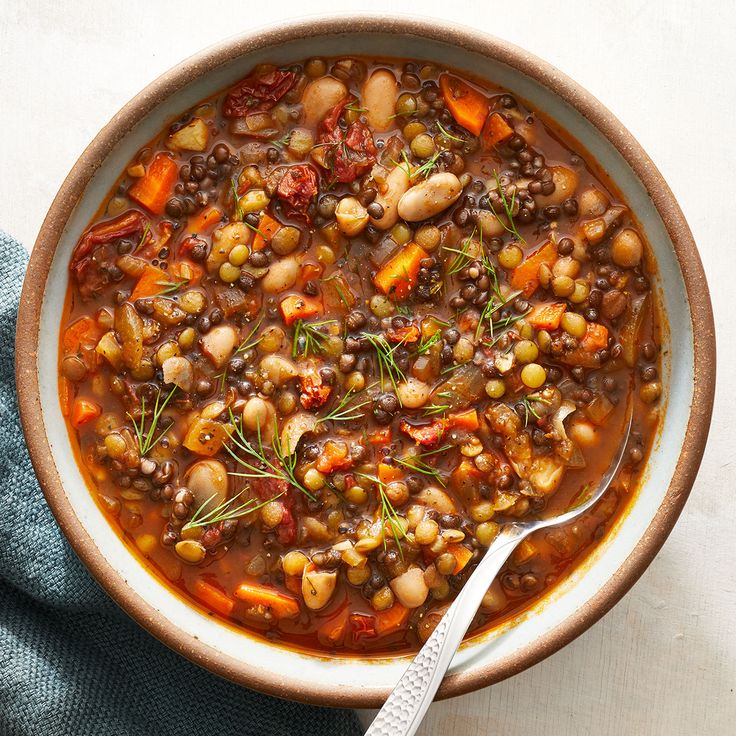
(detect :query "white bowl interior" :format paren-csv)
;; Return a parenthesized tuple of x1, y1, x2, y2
(36, 31, 690, 695)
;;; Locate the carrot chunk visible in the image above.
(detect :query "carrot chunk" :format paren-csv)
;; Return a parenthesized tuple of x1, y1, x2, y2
(129, 264, 168, 302)
(279, 294, 322, 326)
(580, 322, 609, 352)
(252, 213, 281, 251)
(128, 153, 179, 215)
(378, 462, 403, 485)
(316, 441, 353, 474)
(482, 112, 515, 148)
(446, 543, 474, 574)
(528, 302, 567, 330)
(233, 582, 300, 620)
(194, 578, 235, 616)
(439, 74, 489, 136)
(374, 603, 411, 636)
(63, 316, 98, 352)
(186, 205, 222, 234)
(510, 241, 557, 297)
(448, 408, 479, 431)
(71, 398, 101, 428)
(373, 242, 428, 300)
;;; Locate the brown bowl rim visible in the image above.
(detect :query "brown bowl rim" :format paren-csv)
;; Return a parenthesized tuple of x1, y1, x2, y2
(15, 14, 715, 708)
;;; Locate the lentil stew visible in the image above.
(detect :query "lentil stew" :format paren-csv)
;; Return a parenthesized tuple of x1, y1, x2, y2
(59, 57, 662, 655)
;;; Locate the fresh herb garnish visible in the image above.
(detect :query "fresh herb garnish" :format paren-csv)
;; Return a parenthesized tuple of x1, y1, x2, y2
(423, 402, 451, 416)
(292, 319, 337, 359)
(480, 303, 530, 347)
(416, 330, 442, 355)
(235, 313, 265, 355)
(226, 412, 316, 501)
(155, 278, 189, 296)
(436, 121, 464, 143)
(182, 490, 283, 533)
(519, 394, 551, 427)
(356, 473, 405, 559)
(490, 170, 524, 242)
(127, 386, 177, 457)
(345, 103, 368, 113)
(271, 132, 292, 148)
(444, 228, 477, 276)
(318, 389, 372, 424)
(394, 445, 452, 487)
(360, 332, 407, 394)
(411, 150, 442, 180)
(135, 222, 151, 251)
(230, 177, 244, 221)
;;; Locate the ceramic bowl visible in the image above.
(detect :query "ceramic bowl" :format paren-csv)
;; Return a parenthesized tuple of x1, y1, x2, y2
(16, 15, 715, 707)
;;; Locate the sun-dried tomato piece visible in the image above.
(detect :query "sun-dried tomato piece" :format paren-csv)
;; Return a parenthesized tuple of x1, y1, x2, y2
(70, 210, 150, 299)
(276, 164, 319, 220)
(315, 99, 377, 183)
(385, 323, 421, 344)
(299, 365, 332, 410)
(223, 70, 297, 117)
(399, 418, 448, 447)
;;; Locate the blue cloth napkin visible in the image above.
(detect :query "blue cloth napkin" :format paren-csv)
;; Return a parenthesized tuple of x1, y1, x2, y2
(0, 231, 361, 736)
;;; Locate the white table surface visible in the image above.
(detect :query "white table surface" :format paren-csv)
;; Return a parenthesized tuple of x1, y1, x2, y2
(3, 1, 734, 734)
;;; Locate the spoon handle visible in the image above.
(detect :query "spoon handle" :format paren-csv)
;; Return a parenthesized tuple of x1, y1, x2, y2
(365, 525, 526, 736)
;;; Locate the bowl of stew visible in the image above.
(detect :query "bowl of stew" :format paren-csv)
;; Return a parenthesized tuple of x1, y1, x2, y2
(16, 16, 714, 706)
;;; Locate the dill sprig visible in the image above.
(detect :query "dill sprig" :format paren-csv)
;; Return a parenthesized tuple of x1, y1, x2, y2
(394, 445, 451, 487)
(444, 228, 477, 276)
(481, 304, 530, 348)
(235, 313, 265, 355)
(490, 170, 524, 242)
(345, 103, 368, 113)
(271, 132, 292, 148)
(392, 150, 442, 181)
(135, 222, 151, 251)
(318, 389, 371, 424)
(519, 394, 551, 427)
(127, 386, 177, 456)
(436, 121, 464, 143)
(416, 330, 442, 356)
(423, 402, 451, 416)
(360, 332, 407, 395)
(155, 277, 189, 296)
(182, 490, 283, 532)
(230, 177, 244, 221)
(226, 412, 316, 501)
(357, 473, 405, 559)
(292, 319, 337, 359)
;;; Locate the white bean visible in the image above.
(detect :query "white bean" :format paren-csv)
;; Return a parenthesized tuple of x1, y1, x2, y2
(362, 69, 398, 132)
(162, 356, 193, 392)
(200, 324, 236, 368)
(396, 377, 431, 408)
(535, 166, 579, 207)
(301, 77, 348, 126)
(415, 486, 457, 514)
(184, 459, 228, 511)
(302, 568, 337, 610)
(242, 396, 274, 432)
(370, 165, 411, 230)
(261, 256, 299, 293)
(335, 196, 369, 236)
(207, 223, 251, 274)
(397, 172, 462, 222)
(390, 566, 429, 609)
(259, 354, 298, 386)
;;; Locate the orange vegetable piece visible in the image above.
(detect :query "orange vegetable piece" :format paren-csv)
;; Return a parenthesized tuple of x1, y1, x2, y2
(252, 213, 281, 251)
(129, 264, 168, 302)
(194, 578, 235, 617)
(373, 242, 428, 301)
(368, 427, 392, 445)
(510, 241, 558, 297)
(171, 260, 203, 286)
(581, 322, 609, 352)
(71, 398, 101, 428)
(233, 582, 300, 620)
(378, 462, 403, 485)
(528, 302, 567, 330)
(316, 441, 353, 474)
(128, 153, 178, 215)
(439, 74, 490, 136)
(318, 602, 350, 647)
(446, 543, 473, 575)
(63, 316, 98, 352)
(448, 408, 479, 431)
(186, 206, 222, 234)
(279, 294, 322, 326)
(482, 112, 515, 148)
(59, 377, 72, 418)
(374, 603, 411, 636)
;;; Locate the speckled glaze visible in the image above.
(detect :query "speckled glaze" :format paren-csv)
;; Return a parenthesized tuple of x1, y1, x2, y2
(15, 16, 715, 708)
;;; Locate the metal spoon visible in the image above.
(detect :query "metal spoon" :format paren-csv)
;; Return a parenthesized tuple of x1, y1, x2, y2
(365, 404, 633, 736)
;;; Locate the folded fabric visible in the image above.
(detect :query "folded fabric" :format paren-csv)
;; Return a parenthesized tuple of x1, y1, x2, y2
(0, 231, 361, 736)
